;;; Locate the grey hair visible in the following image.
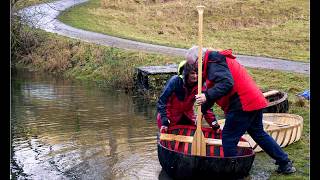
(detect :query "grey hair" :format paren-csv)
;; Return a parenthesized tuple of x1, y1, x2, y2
(185, 45, 207, 65)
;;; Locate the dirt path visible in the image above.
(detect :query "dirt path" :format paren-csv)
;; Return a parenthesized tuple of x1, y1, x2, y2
(18, 0, 309, 75)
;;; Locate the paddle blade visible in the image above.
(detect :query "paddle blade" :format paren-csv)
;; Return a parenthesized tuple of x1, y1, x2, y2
(191, 128, 206, 156)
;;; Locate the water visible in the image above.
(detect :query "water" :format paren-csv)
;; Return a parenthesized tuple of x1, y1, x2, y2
(11, 68, 275, 180)
(11, 69, 173, 180)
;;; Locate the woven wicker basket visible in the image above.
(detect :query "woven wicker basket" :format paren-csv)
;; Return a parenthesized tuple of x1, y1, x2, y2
(263, 90, 289, 113)
(218, 113, 303, 152)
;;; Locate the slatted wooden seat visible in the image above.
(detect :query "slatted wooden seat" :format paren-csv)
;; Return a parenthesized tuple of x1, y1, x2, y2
(159, 125, 252, 157)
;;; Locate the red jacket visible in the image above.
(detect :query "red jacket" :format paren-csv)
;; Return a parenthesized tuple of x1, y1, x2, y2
(202, 49, 268, 113)
(157, 75, 216, 128)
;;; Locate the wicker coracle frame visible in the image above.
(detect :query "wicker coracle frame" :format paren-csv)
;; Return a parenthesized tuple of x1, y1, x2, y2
(218, 113, 303, 152)
(262, 90, 289, 113)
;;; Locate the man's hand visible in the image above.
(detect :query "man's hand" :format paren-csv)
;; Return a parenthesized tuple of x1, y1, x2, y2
(210, 120, 220, 131)
(195, 93, 207, 105)
(160, 126, 168, 133)
(161, 117, 170, 126)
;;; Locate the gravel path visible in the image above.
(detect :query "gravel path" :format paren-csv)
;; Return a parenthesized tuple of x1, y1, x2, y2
(18, 0, 309, 75)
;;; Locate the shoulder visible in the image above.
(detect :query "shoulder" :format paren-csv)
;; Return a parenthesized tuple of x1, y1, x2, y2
(168, 75, 181, 82)
(208, 51, 226, 63)
(166, 75, 183, 87)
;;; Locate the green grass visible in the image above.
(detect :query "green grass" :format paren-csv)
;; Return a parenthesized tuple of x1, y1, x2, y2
(58, 0, 309, 62)
(15, 30, 182, 89)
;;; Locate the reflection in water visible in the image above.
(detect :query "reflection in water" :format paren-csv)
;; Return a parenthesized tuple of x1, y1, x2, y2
(11, 69, 171, 180)
(11, 69, 271, 180)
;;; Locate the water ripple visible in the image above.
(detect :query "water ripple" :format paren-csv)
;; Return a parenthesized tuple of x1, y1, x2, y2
(11, 69, 159, 179)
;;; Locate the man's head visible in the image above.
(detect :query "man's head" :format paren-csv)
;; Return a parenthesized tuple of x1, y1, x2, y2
(185, 45, 207, 67)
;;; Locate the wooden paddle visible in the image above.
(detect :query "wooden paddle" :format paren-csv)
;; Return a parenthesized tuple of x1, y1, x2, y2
(191, 5, 206, 156)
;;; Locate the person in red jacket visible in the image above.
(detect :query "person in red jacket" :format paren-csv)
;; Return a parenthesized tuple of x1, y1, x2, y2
(185, 46, 296, 174)
(156, 60, 220, 133)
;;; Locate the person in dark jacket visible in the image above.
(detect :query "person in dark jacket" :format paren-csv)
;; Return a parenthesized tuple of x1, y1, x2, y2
(156, 60, 220, 133)
(185, 45, 296, 174)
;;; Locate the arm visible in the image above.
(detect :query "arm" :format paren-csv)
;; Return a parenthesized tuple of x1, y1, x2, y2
(203, 106, 220, 130)
(157, 75, 179, 127)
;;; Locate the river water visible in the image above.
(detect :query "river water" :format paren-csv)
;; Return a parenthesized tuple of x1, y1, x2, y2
(10, 69, 175, 180)
(11, 69, 273, 180)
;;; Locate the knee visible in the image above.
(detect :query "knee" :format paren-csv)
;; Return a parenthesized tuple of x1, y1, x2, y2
(249, 130, 270, 142)
(222, 134, 239, 147)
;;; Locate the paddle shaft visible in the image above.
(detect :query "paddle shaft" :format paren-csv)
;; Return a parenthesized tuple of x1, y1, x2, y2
(191, 5, 206, 156)
(196, 6, 204, 133)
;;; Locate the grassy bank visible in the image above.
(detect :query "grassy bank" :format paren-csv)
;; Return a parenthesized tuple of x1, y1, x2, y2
(13, 30, 309, 179)
(14, 30, 182, 89)
(58, 0, 309, 62)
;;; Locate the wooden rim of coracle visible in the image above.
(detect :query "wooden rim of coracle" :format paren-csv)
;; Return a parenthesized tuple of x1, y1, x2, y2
(262, 113, 303, 129)
(263, 90, 288, 107)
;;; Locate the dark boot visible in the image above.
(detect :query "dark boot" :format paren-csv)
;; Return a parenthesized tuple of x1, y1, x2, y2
(276, 160, 296, 174)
